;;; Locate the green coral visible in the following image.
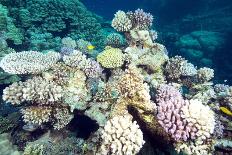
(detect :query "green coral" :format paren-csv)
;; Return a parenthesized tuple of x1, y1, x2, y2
(0, 4, 23, 45)
(97, 46, 125, 68)
(3, 0, 104, 51)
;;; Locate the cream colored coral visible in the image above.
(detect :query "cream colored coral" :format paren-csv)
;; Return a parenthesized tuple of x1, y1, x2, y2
(3, 77, 63, 105)
(21, 106, 52, 125)
(0, 51, 60, 74)
(22, 77, 63, 104)
(175, 139, 215, 155)
(98, 114, 145, 155)
(53, 107, 73, 130)
(130, 29, 154, 47)
(181, 99, 215, 140)
(112, 10, 132, 32)
(63, 50, 90, 68)
(197, 67, 214, 82)
(97, 47, 125, 68)
(2, 81, 24, 105)
(63, 69, 90, 111)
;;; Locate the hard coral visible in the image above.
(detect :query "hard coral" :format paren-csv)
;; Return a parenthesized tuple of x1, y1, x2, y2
(98, 115, 145, 155)
(0, 51, 60, 74)
(97, 47, 125, 69)
(128, 8, 153, 30)
(112, 10, 132, 32)
(156, 84, 216, 141)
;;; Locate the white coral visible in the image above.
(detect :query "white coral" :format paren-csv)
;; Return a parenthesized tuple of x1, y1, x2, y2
(181, 99, 215, 140)
(98, 115, 145, 155)
(0, 51, 60, 74)
(112, 11, 132, 32)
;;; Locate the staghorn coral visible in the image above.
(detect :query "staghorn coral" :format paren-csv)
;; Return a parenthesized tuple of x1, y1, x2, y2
(2, 81, 25, 105)
(97, 114, 145, 155)
(97, 46, 125, 69)
(0, 51, 60, 74)
(112, 10, 132, 32)
(116, 65, 150, 102)
(165, 56, 197, 80)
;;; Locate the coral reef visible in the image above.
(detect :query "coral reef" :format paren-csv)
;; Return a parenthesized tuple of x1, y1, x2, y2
(1, 0, 104, 50)
(0, 9, 230, 155)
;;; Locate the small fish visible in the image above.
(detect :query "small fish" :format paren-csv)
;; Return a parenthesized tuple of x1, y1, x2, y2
(23, 123, 40, 132)
(87, 45, 95, 50)
(220, 107, 232, 116)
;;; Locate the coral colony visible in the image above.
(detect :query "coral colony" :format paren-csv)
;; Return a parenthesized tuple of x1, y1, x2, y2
(0, 8, 231, 155)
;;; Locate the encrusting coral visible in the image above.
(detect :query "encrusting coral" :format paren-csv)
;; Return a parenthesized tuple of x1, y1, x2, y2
(0, 8, 228, 155)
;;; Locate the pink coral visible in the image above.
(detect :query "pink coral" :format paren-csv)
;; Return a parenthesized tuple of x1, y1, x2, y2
(156, 84, 190, 141)
(155, 84, 215, 142)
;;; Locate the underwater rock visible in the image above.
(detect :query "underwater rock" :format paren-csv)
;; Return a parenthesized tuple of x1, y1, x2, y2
(175, 31, 225, 66)
(0, 133, 22, 155)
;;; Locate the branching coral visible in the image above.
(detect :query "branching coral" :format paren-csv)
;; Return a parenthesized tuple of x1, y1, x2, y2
(127, 8, 153, 30)
(165, 56, 197, 80)
(112, 10, 132, 32)
(156, 84, 215, 141)
(197, 67, 214, 83)
(0, 51, 60, 74)
(21, 106, 52, 125)
(63, 50, 103, 78)
(97, 114, 145, 155)
(3, 76, 63, 105)
(97, 46, 125, 69)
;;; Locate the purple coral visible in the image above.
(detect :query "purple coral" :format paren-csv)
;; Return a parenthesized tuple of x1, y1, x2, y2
(156, 84, 190, 141)
(133, 9, 153, 29)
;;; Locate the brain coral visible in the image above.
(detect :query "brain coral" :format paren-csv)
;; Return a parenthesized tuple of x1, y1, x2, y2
(97, 47, 125, 68)
(98, 115, 145, 155)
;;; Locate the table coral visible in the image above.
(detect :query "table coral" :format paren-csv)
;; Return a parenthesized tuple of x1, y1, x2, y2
(0, 51, 60, 74)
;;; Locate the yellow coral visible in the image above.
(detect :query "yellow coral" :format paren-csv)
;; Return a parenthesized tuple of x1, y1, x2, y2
(97, 47, 124, 68)
(220, 107, 232, 116)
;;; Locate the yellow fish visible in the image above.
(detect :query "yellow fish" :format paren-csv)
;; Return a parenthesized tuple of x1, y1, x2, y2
(87, 45, 95, 50)
(220, 107, 232, 116)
